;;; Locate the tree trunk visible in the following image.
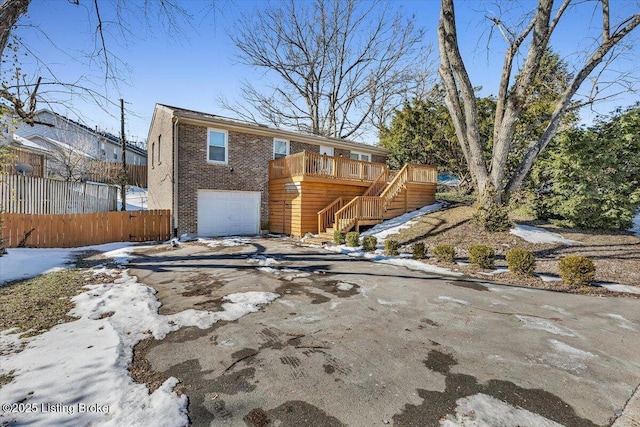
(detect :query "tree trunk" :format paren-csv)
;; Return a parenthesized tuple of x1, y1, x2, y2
(0, 0, 30, 57)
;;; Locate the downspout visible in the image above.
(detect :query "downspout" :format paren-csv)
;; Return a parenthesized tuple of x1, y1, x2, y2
(173, 117, 180, 238)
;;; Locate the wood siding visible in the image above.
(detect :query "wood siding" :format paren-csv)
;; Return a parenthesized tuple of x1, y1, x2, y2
(269, 179, 370, 236)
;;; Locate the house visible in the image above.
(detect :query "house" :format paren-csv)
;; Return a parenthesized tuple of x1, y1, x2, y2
(11, 109, 147, 167)
(0, 134, 50, 177)
(147, 104, 436, 238)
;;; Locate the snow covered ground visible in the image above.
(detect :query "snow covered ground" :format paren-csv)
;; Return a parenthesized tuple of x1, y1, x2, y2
(0, 242, 138, 284)
(116, 186, 148, 211)
(510, 224, 581, 245)
(0, 245, 279, 426)
(361, 202, 446, 241)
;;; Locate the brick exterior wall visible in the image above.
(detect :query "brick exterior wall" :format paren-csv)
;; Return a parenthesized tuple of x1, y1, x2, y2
(290, 140, 318, 154)
(334, 148, 350, 158)
(176, 125, 278, 234)
(372, 154, 386, 164)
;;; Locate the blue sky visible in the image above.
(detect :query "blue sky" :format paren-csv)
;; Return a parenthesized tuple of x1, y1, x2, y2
(11, 0, 640, 145)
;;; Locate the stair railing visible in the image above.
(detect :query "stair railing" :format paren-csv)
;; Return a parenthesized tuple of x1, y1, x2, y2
(317, 197, 345, 234)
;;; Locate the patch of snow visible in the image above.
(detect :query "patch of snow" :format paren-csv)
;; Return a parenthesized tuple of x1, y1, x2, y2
(631, 208, 640, 237)
(378, 254, 460, 276)
(198, 237, 253, 247)
(361, 202, 446, 240)
(541, 305, 570, 316)
(277, 299, 296, 308)
(257, 266, 279, 274)
(605, 314, 638, 331)
(510, 224, 580, 245)
(225, 291, 280, 305)
(247, 255, 280, 266)
(325, 245, 463, 278)
(529, 353, 588, 374)
(440, 393, 563, 427)
(291, 315, 323, 324)
(437, 296, 469, 305)
(101, 246, 137, 266)
(377, 299, 407, 306)
(330, 301, 340, 310)
(257, 266, 311, 281)
(117, 186, 148, 211)
(595, 282, 640, 295)
(548, 339, 595, 359)
(0, 242, 138, 284)
(515, 315, 575, 337)
(0, 270, 279, 426)
(478, 267, 509, 276)
(336, 282, 354, 291)
(537, 273, 562, 282)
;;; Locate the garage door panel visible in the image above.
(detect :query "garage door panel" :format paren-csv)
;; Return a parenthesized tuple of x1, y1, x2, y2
(197, 190, 260, 237)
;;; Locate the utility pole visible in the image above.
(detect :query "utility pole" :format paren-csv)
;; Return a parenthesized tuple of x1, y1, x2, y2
(120, 98, 127, 211)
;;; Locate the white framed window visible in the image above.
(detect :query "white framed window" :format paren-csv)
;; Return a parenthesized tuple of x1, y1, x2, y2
(320, 146, 334, 156)
(273, 138, 290, 159)
(113, 147, 118, 160)
(101, 142, 106, 159)
(207, 128, 228, 164)
(349, 151, 371, 162)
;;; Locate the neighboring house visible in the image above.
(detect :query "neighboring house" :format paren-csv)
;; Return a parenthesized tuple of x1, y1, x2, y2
(12, 109, 147, 168)
(148, 104, 437, 238)
(0, 134, 49, 177)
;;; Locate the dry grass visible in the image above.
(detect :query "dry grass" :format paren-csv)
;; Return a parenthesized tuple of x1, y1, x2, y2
(0, 269, 88, 339)
(390, 204, 640, 297)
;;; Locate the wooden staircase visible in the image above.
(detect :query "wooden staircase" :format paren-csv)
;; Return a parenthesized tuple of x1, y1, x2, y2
(317, 163, 435, 238)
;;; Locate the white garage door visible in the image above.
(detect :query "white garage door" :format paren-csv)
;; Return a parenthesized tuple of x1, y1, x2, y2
(197, 190, 261, 237)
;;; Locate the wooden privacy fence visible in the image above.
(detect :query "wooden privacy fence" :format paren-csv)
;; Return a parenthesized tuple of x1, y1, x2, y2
(2, 210, 171, 248)
(0, 174, 117, 214)
(85, 162, 147, 188)
(0, 148, 46, 177)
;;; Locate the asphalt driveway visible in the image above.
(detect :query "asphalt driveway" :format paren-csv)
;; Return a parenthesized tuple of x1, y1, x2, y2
(128, 237, 640, 427)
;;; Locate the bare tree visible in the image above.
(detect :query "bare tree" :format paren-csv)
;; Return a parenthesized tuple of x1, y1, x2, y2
(222, 0, 431, 140)
(0, 0, 192, 126)
(438, 0, 640, 217)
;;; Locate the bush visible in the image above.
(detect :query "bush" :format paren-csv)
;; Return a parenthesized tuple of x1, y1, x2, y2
(346, 232, 360, 247)
(384, 239, 400, 256)
(362, 236, 378, 252)
(559, 255, 595, 287)
(506, 248, 535, 277)
(473, 204, 511, 232)
(333, 230, 346, 245)
(412, 242, 427, 260)
(531, 107, 640, 230)
(432, 245, 455, 263)
(468, 244, 495, 269)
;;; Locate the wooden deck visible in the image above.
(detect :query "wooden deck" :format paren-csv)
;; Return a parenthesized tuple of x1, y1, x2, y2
(268, 152, 436, 236)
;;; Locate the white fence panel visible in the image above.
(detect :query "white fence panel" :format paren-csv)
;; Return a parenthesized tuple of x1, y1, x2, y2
(0, 175, 118, 214)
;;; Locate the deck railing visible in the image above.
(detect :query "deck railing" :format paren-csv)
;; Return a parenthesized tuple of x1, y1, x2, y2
(328, 163, 438, 234)
(269, 151, 387, 182)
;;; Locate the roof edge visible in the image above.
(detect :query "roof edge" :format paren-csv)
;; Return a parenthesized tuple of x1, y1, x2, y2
(157, 104, 387, 155)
